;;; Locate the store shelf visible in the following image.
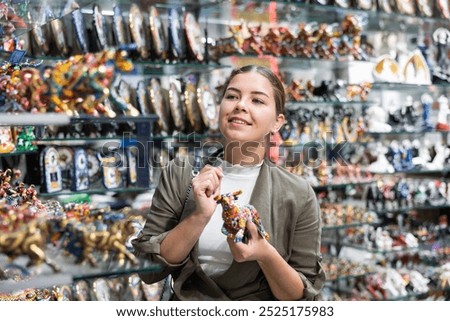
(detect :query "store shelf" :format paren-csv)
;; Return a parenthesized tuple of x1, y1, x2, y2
(0, 150, 38, 157)
(286, 100, 375, 108)
(0, 113, 70, 126)
(364, 129, 448, 136)
(0, 257, 160, 292)
(369, 168, 450, 176)
(221, 54, 374, 69)
(39, 187, 152, 198)
(322, 220, 380, 231)
(374, 204, 450, 215)
(340, 243, 421, 255)
(221, 1, 449, 31)
(312, 180, 374, 191)
(134, 61, 229, 76)
(371, 82, 450, 93)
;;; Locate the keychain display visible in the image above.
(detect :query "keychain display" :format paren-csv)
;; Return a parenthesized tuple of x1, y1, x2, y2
(40, 146, 63, 193)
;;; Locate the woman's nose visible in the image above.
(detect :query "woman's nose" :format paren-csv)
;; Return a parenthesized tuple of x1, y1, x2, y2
(234, 100, 248, 112)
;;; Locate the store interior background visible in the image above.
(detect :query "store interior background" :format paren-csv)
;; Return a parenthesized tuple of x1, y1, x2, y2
(0, 0, 449, 301)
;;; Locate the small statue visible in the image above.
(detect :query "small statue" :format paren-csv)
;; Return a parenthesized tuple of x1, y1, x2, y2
(15, 126, 37, 151)
(215, 190, 269, 243)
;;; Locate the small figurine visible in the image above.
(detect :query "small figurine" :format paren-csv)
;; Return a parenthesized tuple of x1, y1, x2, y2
(15, 126, 37, 151)
(215, 190, 269, 243)
(436, 95, 450, 131)
(421, 93, 434, 131)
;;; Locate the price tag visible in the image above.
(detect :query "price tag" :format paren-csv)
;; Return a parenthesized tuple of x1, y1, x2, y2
(8, 49, 26, 65)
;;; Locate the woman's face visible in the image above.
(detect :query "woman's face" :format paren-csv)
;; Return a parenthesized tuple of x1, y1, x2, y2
(219, 72, 285, 146)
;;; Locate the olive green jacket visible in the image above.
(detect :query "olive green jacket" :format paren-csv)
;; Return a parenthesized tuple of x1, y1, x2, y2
(132, 155, 325, 300)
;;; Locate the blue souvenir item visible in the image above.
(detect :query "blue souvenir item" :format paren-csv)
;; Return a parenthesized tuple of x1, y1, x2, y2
(72, 148, 89, 191)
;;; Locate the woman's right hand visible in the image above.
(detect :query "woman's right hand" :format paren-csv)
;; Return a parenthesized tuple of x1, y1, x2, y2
(191, 165, 223, 220)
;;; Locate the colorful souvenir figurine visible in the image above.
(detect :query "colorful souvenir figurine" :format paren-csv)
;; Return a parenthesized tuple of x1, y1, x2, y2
(15, 126, 37, 151)
(215, 190, 269, 243)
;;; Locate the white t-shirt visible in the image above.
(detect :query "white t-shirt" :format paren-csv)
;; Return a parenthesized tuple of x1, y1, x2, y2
(198, 160, 262, 276)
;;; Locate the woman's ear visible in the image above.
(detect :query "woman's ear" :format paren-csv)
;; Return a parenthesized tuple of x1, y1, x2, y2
(271, 114, 286, 134)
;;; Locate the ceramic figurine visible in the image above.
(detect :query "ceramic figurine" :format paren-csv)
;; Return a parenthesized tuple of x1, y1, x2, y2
(421, 93, 434, 131)
(215, 190, 269, 243)
(436, 96, 450, 131)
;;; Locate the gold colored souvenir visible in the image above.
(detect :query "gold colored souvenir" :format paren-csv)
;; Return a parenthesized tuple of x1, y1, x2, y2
(129, 4, 149, 59)
(184, 81, 204, 132)
(148, 78, 170, 133)
(168, 81, 186, 132)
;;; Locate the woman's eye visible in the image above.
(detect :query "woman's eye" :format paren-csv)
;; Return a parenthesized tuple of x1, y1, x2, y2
(225, 94, 238, 100)
(252, 98, 265, 104)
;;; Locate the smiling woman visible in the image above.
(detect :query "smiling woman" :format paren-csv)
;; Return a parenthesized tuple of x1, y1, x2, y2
(132, 65, 325, 301)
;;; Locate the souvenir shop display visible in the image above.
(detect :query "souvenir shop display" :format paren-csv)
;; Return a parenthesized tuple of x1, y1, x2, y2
(0, 0, 449, 302)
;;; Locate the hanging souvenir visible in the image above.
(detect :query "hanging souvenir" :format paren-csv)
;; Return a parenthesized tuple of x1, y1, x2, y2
(197, 77, 219, 132)
(395, 0, 416, 15)
(74, 280, 91, 301)
(136, 80, 151, 115)
(148, 5, 167, 60)
(99, 154, 122, 189)
(184, 12, 204, 62)
(311, 0, 331, 4)
(377, 0, 393, 13)
(41, 146, 63, 193)
(129, 3, 149, 59)
(126, 274, 144, 301)
(50, 17, 69, 57)
(92, 278, 112, 301)
(436, 0, 450, 19)
(168, 8, 186, 61)
(92, 4, 108, 50)
(334, 0, 351, 8)
(72, 9, 89, 53)
(168, 80, 186, 132)
(54, 285, 73, 301)
(127, 147, 138, 186)
(72, 148, 89, 191)
(31, 22, 50, 55)
(141, 281, 162, 301)
(184, 80, 205, 132)
(148, 78, 171, 133)
(416, 0, 434, 17)
(0, 126, 15, 153)
(355, 0, 375, 10)
(112, 5, 128, 46)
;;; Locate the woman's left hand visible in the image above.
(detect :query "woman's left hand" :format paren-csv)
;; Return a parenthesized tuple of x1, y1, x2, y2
(227, 220, 270, 263)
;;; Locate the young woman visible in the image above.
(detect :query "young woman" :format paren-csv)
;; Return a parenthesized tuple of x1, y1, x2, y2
(132, 65, 325, 300)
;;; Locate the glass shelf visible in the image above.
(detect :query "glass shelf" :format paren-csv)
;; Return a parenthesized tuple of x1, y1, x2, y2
(0, 113, 70, 126)
(0, 257, 160, 292)
(35, 137, 131, 146)
(322, 220, 380, 231)
(312, 180, 374, 191)
(371, 82, 450, 92)
(220, 54, 373, 70)
(226, 1, 449, 31)
(0, 150, 38, 157)
(69, 115, 159, 124)
(340, 242, 421, 255)
(134, 61, 229, 76)
(374, 204, 450, 215)
(368, 168, 450, 176)
(364, 129, 448, 136)
(286, 100, 375, 108)
(39, 187, 151, 198)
